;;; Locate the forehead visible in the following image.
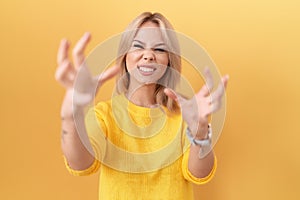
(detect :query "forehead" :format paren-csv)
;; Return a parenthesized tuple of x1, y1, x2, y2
(134, 27, 165, 44)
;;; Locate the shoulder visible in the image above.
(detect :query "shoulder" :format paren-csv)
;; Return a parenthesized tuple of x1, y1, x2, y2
(94, 99, 112, 113)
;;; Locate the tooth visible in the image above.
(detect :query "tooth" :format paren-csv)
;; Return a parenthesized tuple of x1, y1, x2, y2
(140, 67, 154, 72)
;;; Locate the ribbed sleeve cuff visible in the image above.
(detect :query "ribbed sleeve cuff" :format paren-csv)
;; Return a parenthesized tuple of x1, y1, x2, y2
(182, 149, 217, 185)
(63, 156, 101, 176)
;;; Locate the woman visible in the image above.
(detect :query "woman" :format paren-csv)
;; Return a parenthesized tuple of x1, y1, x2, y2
(55, 12, 229, 199)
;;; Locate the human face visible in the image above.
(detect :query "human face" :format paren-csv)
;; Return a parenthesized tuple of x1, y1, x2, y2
(125, 22, 169, 85)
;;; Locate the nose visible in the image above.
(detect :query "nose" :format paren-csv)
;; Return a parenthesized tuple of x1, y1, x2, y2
(142, 49, 155, 61)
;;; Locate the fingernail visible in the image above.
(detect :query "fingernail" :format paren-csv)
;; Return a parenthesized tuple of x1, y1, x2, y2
(84, 32, 91, 38)
(61, 39, 70, 47)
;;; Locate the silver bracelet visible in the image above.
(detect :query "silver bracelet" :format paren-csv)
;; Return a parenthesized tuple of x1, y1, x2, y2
(186, 124, 212, 147)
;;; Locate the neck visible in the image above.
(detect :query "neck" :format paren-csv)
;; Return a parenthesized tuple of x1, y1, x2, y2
(127, 81, 157, 107)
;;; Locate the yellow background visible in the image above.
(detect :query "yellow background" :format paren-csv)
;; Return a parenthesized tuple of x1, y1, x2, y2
(1, 0, 299, 199)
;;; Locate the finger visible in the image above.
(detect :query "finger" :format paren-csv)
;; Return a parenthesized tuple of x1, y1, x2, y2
(97, 65, 121, 85)
(198, 67, 214, 97)
(204, 67, 214, 92)
(72, 32, 91, 68)
(55, 59, 75, 82)
(164, 88, 189, 104)
(222, 74, 229, 89)
(212, 75, 229, 101)
(164, 88, 178, 102)
(210, 101, 222, 113)
(205, 96, 213, 104)
(197, 84, 210, 98)
(57, 39, 70, 65)
(212, 83, 224, 102)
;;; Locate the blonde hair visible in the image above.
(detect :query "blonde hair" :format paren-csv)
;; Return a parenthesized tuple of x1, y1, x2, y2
(116, 12, 181, 112)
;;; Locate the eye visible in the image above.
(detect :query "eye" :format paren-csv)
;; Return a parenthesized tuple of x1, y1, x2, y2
(133, 44, 144, 49)
(154, 48, 166, 53)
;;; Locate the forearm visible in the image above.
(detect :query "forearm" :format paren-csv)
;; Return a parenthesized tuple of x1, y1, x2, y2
(187, 122, 215, 178)
(188, 144, 215, 178)
(60, 91, 95, 170)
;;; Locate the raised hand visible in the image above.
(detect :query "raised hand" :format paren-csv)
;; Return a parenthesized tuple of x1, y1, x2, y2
(164, 67, 229, 139)
(55, 32, 120, 109)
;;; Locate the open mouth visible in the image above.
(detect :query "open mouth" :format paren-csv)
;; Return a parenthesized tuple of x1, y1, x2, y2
(137, 65, 157, 75)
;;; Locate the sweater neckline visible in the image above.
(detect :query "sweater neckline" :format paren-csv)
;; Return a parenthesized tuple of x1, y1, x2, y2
(115, 93, 166, 117)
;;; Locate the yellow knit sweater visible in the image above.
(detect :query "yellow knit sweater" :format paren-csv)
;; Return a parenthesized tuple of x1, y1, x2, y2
(64, 94, 216, 200)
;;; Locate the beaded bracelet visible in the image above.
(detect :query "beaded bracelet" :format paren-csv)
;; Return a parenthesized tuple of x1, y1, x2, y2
(186, 124, 212, 146)
(186, 124, 212, 159)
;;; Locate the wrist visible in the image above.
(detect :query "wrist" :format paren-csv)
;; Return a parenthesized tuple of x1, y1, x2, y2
(194, 130, 209, 140)
(186, 124, 212, 146)
(193, 123, 210, 140)
(186, 124, 212, 159)
(61, 90, 85, 119)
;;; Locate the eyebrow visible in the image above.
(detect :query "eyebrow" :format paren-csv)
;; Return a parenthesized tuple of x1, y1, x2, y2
(133, 39, 166, 47)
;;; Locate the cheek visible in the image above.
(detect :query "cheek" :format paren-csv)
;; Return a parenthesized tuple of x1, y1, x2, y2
(126, 52, 140, 70)
(156, 54, 169, 66)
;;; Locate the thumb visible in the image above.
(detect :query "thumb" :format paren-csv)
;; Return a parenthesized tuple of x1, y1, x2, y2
(97, 64, 121, 85)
